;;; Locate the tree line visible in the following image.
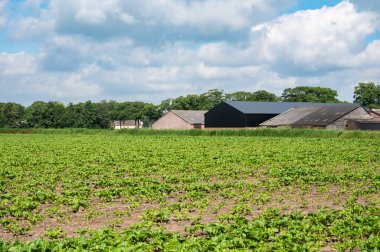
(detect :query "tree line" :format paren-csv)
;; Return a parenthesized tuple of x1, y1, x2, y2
(1, 83, 379, 129)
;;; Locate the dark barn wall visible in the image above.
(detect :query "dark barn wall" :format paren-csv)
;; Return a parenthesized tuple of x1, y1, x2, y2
(357, 123, 380, 131)
(246, 114, 278, 127)
(205, 103, 246, 128)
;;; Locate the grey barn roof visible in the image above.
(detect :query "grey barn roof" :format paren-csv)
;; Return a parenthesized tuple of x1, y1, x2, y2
(223, 101, 341, 114)
(292, 104, 361, 126)
(260, 107, 321, 127)
(172, 110, 207, 124)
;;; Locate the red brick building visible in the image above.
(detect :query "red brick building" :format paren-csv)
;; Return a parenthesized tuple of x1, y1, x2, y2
(152, 110, 207, 130)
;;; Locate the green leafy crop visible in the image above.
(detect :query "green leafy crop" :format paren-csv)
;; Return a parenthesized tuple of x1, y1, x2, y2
(0, 132, 379, 251)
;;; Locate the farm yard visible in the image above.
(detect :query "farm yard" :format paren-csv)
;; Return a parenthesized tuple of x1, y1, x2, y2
(0, 130, 379, 251)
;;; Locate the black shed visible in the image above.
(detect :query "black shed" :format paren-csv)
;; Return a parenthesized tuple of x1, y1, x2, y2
(205, 101, 339, 128)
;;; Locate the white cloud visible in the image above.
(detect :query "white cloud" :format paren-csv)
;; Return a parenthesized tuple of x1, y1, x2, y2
(251, 2, 377, 74)
(198, 2, 378, 72)
(0, 52, 36, 75)
(8, 16, 54, 40)
(355, 40, 380, 67)
(0, 0, 8, 27)
(48, 0, 296, 43)
(46, 73, 102, 98)
(2, 0, 380, 104)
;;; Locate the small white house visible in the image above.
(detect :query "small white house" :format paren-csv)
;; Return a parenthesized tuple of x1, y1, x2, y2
(112, 120, 143, 129)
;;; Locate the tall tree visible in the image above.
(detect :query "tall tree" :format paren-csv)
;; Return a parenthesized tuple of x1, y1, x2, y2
(1, 103, 25, 128)
(353, 82, 380, 108)
(25, 101, 65, 128)
(80, 101, 97, 128)
(0, 103, 4, 128)
(281, 86, 339, 103)
(159, 89, 225, 111)
(25, 101, 46, 127)
(200, 89, 225, 109)
(62, 103, 78, 128)
(225, 90, 278, 101)
(45, 101, 66, 128)
(159, 98, 174, 113)
(94, 100, 113, 129)
(141, 103, 162, 127)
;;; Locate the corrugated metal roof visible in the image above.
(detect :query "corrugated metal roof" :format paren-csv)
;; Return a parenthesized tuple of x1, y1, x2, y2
(292, 104, 361, 126)
(260, 106, 321, 126)
(224, 101, 341, 114)
(172, 110, 207, 124)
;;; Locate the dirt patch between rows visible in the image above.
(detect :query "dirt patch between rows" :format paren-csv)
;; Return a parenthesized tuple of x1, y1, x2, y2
(1, 184, 377, 243)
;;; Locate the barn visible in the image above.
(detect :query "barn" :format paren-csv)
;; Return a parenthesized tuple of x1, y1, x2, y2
(204, 101, 339, 128)
(260, 104, 371, 130)
(152, 110, 207, 130)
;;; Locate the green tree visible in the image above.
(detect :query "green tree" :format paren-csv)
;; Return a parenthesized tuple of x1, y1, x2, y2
(0, 103, 25, 128)
(199, 89, 225, 109)
(80, 101, 97, 128)
(159, 98, 174, 113)
(62, 103, 78, 128)
(26, 101, 65, 128)
(112, 102, 146, 127)
(225, 90, 278, 101)
(281, 86, 339, 103)
(141, 103, 162, 127)
(159, 89, 225, 111)
(94, 100, 113, 129)
(353, 82, 380, 108)
(45, 101, 66, 128)
(0, 103, 4, 127)
(25, 101, 46, 127)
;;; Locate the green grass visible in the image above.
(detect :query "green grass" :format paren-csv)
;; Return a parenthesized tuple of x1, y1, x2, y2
(1, 127, 380, 139)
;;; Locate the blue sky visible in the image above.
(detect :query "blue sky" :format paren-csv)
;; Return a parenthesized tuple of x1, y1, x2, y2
(1, 0, 380, 105)
(295, 0, 342, 10)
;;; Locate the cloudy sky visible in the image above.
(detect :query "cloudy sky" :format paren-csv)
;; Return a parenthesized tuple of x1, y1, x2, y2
(1, 0, 380, 105)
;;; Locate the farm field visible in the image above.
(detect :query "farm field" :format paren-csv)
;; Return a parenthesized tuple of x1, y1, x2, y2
(0, 131, 379, 251)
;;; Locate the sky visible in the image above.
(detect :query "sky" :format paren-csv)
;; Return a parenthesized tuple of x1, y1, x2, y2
(1, 0, 380, 105)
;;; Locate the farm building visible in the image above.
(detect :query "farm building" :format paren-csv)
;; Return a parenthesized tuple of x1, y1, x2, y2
(346, 119, 380, 130)
(112, 120, 143, 129)
(152, 110, 207, 130)
(260, 107, 321, 128)
(371, 109, 380, 120)
(260, 104, 371, 130)
(204, 101, 339, 128)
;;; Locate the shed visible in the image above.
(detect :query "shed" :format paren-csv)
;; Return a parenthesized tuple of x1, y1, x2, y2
(112, 120, 143, 129)
(261, 104, 371, 130)
(205, 101, 340, 128)
(292, 104, 371, 130)
(152, 110, 207, 130)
